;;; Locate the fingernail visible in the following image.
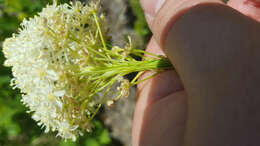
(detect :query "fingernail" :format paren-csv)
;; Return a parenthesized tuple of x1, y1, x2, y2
(141, 0, 166, 15)
(141, 0, 166, 27)
(145, 13, 154, 27)
(155, 0, 166, 13)
(244, 0, 260, 7)
(228, 0, 260, 22)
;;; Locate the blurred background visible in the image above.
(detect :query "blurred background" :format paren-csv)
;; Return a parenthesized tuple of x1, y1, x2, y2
(0, 0, 151, 146)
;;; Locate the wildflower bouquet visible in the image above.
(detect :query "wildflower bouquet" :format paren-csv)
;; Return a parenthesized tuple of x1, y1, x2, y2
(2, 0, 172, 141)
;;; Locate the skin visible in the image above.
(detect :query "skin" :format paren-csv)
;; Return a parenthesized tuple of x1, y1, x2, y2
(132, 0, 260, 146)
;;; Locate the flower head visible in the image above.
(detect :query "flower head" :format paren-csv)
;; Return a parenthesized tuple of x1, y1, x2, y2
(2, 1, 131, 141)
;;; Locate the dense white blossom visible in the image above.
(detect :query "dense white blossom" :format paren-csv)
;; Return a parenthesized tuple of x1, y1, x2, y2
(2, 1, 129, 141)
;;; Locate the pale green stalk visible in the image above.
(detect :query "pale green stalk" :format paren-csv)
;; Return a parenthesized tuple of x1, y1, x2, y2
(80, 11, 173, 120)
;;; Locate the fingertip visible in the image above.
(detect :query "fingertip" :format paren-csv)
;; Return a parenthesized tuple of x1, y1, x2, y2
(140, 0, 166, 28)
(140, 0, 158, 15)
(134, 36, 185, 145)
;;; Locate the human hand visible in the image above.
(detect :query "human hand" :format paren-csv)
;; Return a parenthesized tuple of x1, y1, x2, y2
(133, 0, 260, 146)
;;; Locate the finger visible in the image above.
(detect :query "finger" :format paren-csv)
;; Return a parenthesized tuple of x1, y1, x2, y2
(140, 0, 224, 45)
(152, 0, 224, 47)
(137, 38, 184, 106)
(161, 3, 260, 145)
(228, 0, 260, 22)
(134, 91, 187, 146)
(137, 37, 167, 99)
(133, 38, 186, 146)
(138, 37, 164, 91)
(143, 37, 166, 56)
(140, 0, 166, 27)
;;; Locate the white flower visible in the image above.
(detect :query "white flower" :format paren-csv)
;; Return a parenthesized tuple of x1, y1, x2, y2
(3, 1, 109, 141)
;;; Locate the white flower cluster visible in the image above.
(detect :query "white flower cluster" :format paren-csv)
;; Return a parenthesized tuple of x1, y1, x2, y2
(3, 1, 112, 141)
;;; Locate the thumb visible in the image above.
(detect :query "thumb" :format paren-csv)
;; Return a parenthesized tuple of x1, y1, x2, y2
(161, 3, 260, 146)
(228, 0, 260, 22)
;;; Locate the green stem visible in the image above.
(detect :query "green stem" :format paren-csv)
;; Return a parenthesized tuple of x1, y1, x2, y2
(130, 71, 144, 85)
(93, 12, 107, 51)
(83, 58, 173, 75)
(131, 72, 160, 85)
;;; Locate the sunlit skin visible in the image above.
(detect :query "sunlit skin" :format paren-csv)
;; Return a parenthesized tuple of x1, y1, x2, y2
(133, 0, 260, 146)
